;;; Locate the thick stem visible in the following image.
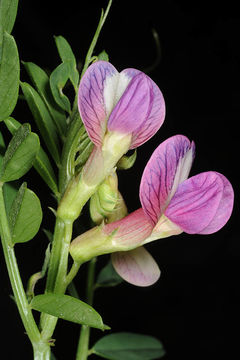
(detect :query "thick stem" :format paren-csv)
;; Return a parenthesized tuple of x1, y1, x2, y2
(33, 343, 51, 360)
(0, 184, 50, 358)
(40, 217, 73, 341)
(76, 258, 97, 360)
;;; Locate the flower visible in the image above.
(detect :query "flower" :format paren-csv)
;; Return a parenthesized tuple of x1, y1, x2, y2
(57, 61, 165, 221)
(78, 60, 165, 150)
(70, 135, 234, 287)
(111, 135, 234, 286)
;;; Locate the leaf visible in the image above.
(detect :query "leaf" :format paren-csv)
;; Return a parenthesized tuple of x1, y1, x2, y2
(2, 181, 18, 214)
(0, 32, 19, 121)
(34, 146, 59, 196)
(92, 333, 166, 360)
(22, 61, 67, 136)
(9, 182, 42, 244)
(0, 129, 18, 213)
(0, 0, 19, 39)
(0, 129, 5, 163)
(54, 35, 79, 88)
(50, 62, 71, 113)
(4, 117, 59, 195)
(0, 123, 40, 182)
(97, 50, 109, 62)
(31, 294, 109, 330)
(96, 260, 123, 288)
(21, 82, 61, 165)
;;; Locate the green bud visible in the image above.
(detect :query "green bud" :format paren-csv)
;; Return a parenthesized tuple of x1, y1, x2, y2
(90, 172, 128, 224)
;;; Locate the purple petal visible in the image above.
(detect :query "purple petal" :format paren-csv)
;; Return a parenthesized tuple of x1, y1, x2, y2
(130, 77, 166, 149)
(111, 247, 160, 286)
(140, 135, 195, 226)
(103, 208, 153, 248)
(107, 72, 154, 135)
(78, 61, 118, 146)
(164, 171, 234, 234)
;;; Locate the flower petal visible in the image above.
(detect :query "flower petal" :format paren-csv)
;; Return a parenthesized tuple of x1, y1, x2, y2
(195, 172, 234, 234)
(140, 135, 195, 225)
(164, 171, 234, 234)
(130, 76, 166, 149)
(111, 246, 161, 286)
(78, 61, 118, 146)
(103, 208, 153, 248)
(107, 72, 154, 135)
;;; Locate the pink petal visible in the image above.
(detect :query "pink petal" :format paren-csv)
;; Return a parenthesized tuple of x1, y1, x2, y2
(103, 208, 153, 248)
(118, 68, 165, 149)
(107, 72, 154, 135)
(195, 172, 234, 234)
(164, 171, 234, 234)
(140, 135, 195, 226)
(130, 77, 166, 149)
(111, 246, 160, 286)
(78, 61, 118, 146)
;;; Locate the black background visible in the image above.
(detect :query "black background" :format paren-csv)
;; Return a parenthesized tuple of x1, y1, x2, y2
(1, 0, 239, 359)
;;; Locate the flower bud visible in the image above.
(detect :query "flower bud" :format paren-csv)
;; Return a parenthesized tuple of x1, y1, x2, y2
(90, 172, 127, 224)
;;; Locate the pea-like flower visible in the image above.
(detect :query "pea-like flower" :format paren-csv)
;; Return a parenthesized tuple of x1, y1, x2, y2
(78, 60, 165, 150)
(70, 135, 234, 287)
(58, 61, 165, 221)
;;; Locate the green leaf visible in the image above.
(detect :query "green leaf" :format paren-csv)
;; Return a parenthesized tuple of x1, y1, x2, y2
(0, 32, 19, 121)
(50, 62, 71, 113)
(54, 35, 79, 88)
(0, 0, 19, 39)
(31, 294, 109, 330)
(96, 261, 123, 288)
(74, 135, 93, 171)
(3, 116, 20, 133)
(0, 123, 40, 182)
(4, 117, 59, 196)
(9, 182, 42, 244)
(92, 333, 166, 360)
(0, 130, 18, 212)
(97, 50, 109, 62)
(21, 82, 61, 165)
(2, 181, 18, 214)
(22, 61, 67, 136)
(0, 129, 5, 164)
(34, 146, 59, 196)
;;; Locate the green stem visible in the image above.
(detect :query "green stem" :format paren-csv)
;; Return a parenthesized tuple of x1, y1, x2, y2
(58, 111, 85, 195)
(40, 216, 74, 341)
(76, 258, 97, 360)
(65, 260, 81, 286)
(80, 0, 112, 78)
(0, 184, 50, 359)
(33, 344, 51, 360)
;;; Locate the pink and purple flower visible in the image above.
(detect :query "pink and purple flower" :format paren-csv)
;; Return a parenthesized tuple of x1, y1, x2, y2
(78, 60, 165, 149)
(110, 135, 234, 286)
